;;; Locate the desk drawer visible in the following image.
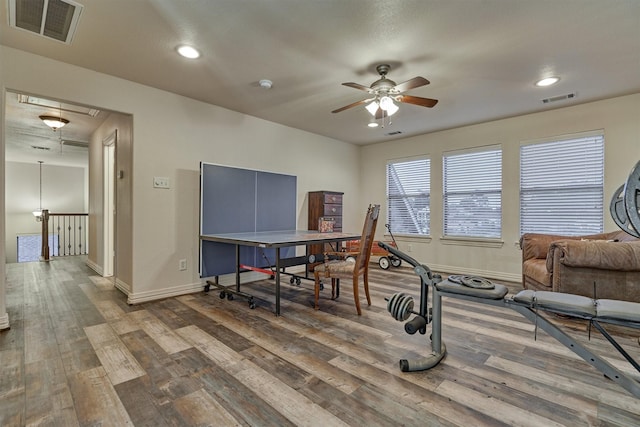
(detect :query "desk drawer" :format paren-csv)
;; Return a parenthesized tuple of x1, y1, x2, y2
(324, 204, 342, 216)
(324, 193, 343, 204)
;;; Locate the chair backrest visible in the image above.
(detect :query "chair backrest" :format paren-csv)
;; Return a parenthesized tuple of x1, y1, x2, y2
(355, 204, 380, 271)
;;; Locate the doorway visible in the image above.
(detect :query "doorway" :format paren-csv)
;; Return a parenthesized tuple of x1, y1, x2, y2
(103, 130, 116, 277)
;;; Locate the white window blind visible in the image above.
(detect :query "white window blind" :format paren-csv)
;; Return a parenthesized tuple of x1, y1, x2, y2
(520, 133, 604, 235)
(387, 158, 430, 235)
(443, 148, 502, 238)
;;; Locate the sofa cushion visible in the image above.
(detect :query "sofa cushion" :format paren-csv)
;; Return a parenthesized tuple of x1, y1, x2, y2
(522, 259, 551, 287)
(548, 240, 640, 271)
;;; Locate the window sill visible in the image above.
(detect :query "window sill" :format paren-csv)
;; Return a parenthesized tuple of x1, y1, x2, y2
(385, 234, 432, 243)
(439, 236, 504, 248)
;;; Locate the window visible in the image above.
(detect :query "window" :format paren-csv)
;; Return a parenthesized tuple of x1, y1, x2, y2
(386, 158, 430, 235)
(17, 234, 58, 262)
(443, 147, 502, 238)
(520, 132, 604, 235)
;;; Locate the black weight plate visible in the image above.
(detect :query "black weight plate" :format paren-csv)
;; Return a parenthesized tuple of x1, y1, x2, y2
(623, 161, 640, 237)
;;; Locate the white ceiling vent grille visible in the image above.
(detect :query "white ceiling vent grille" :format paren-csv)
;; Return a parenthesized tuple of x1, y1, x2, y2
(61, 139, 89, 148)
(9, 0, 83, 44)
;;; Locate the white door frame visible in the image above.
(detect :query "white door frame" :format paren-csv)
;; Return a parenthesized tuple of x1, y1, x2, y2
(103, 130, 117, 277)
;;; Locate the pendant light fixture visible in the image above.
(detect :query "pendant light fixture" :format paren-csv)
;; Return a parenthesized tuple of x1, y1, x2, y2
(39, 115, 69, 131)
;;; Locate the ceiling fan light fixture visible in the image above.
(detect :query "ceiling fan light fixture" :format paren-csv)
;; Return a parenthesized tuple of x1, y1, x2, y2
(39, 115, 69, 131)
(379, 96, 399, 116)
(365, 101, 379, 116)
(385, 102, 399, 116)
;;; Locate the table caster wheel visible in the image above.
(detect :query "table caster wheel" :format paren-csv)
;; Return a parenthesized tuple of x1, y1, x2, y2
(296, 278, 301, 286)
(227, 293, 234, 301)
(290, 277, 295, 284)
(219, 291, 226, 299)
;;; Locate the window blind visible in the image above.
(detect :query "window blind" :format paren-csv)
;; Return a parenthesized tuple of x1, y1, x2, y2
(387, 158, 430, 235)
(443, 148, 502, 238)
(520, 134, 604, 235)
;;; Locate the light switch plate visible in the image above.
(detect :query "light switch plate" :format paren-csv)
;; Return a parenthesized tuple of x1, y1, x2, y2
(153, 176, 170, 189)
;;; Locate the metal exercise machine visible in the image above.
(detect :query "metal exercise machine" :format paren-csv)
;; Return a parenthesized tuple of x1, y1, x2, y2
(380, 159, 640, 398)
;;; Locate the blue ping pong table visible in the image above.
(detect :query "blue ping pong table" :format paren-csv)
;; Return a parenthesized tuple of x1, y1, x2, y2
(200, 230, 361, 315)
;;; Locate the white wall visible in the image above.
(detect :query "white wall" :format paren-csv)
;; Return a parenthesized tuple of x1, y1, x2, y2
(360, 93, 640, 282)
(1, 46, 362, 311)
(0, 59, 6, 329)
(5, 161, 86, 262)
(3, 45, 637, 327)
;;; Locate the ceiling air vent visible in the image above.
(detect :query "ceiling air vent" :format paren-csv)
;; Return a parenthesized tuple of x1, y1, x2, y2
(9, 0, 84, 44)
(542, 92, 576, 104)
(385, 131, 403, 136)
(61, 140, 88, 148)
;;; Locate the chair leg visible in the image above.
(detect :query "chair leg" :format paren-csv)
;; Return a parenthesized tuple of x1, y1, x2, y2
(364, 270, 371, 306)
(331, 279, 337, 300)
(353, 277, 362, 315)
(314, 271, 321, 310)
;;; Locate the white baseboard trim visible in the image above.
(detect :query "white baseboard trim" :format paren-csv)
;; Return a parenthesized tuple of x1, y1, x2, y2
(85, 258, 103, 276)
(114, 278, 132, 295)
(0, 312, 10, 330)
(123, 268, 307, 305)
(89, 260, 518, 306)
(127, 281, 204, 305)
(395, 262, 521, 284)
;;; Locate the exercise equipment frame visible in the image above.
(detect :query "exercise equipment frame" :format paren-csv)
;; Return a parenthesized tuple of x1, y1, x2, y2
(380, 241, 640, 398)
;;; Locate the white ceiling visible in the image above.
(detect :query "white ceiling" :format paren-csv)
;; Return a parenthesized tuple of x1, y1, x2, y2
(4, 92, 109, 167)
(2, 0, 640, 165)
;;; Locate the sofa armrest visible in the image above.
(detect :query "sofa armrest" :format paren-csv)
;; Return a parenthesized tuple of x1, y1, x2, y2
(520, 233, 581, 261)
(548, 240, 640, 271)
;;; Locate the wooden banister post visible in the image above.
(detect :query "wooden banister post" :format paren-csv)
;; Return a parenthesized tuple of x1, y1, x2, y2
(41, 209, 50, 261)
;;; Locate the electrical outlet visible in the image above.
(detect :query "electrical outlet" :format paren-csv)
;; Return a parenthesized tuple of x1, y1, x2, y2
(407, 244, 413, 252)
(153, 176, 170, 189)
(179, 259, 187, 271)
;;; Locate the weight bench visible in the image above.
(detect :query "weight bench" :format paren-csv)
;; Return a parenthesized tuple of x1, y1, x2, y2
(380, 242, 640, 398)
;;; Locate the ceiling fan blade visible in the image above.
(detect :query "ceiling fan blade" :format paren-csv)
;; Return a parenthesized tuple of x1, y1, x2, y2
(331, 99, 371, 113)
(398, 95, 439, 108)
(393, 76, 429, 93)
(342, 82, 372, 92)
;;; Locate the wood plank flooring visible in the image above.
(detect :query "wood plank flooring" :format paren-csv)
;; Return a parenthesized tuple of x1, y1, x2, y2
(1, 256, 639, 426)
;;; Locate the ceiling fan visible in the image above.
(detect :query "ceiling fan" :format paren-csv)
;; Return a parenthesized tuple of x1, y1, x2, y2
(332, 64, 438, 119)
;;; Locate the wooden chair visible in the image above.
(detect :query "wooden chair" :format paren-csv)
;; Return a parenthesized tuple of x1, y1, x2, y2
(314, 204, 380, 315)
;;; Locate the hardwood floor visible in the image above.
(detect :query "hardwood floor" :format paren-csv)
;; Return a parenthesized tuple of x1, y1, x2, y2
(1, 257, 639, 426)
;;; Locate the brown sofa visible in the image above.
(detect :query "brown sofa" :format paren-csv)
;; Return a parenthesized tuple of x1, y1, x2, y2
(520, 230, 640, 303)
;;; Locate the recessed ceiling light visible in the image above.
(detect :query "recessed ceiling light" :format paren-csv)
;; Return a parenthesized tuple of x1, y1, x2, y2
(367, 122, 379, 128)
(259, 79, 273, 89)
(535, 77, 560, 87)
(177, 45, 200, 59)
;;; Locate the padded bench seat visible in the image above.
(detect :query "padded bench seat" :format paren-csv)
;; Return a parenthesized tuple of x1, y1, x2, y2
(514, 289, 640, 325)
(435, 280, 509, 299)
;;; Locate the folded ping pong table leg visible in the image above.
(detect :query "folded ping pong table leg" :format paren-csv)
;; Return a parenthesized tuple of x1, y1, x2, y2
(235, 244, 241, 292)
(275, 248, 281, 316)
